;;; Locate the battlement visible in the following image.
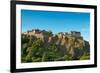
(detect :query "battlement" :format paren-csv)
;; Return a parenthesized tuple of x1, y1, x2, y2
(22, 29, 83, 40)
(70, 31, 81, 37)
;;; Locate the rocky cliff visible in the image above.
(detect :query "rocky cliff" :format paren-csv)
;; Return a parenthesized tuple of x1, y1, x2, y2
(22, 29, 90, 60)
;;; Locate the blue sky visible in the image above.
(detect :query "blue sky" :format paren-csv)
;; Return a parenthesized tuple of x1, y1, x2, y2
(21, 9, 90, 42)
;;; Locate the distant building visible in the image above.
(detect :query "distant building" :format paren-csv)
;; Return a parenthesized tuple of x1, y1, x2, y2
(22, 29, 83, 41)
(70, 31, 81, 37)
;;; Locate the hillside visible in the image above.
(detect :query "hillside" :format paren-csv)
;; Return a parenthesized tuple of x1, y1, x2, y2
(21, 29, 90, 62)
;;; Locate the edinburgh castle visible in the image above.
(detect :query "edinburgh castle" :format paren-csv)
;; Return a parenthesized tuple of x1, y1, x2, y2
(22, 29, 90, 61)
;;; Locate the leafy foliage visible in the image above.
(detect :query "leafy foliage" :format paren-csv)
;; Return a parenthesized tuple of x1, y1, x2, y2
(80, 53, 90, 60)
(21, 34, 90, 63)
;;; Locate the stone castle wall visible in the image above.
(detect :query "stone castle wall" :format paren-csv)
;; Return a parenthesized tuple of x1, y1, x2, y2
(22, 29, 89, 59)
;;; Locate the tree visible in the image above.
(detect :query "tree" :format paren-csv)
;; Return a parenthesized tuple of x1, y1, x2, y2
(47, 31, 53, 36)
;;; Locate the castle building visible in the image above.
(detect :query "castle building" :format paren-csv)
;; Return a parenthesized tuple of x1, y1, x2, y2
(70, 31, 81, 37)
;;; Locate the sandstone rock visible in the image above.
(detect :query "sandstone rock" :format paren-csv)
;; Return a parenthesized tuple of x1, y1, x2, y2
(22, 29, 90, 59)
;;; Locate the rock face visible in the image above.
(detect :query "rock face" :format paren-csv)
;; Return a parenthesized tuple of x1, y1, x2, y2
(22, 29, 90, 59)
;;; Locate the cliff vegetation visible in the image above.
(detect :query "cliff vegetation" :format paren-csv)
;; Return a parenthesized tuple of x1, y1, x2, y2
(21, 29, 90, 62)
